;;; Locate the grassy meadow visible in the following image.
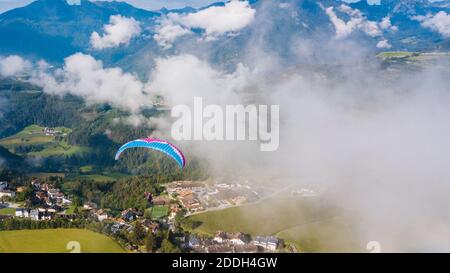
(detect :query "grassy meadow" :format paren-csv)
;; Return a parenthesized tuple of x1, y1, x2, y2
(0, 229, 126, 253)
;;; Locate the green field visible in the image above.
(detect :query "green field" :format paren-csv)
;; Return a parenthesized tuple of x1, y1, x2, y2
(75, 172, 132, 182)
(0, 229, 126, 253)
(377, 51, 418, 60)
(183, 193, 363, 252)
(0, 207, 15, 215)
(29, 172, 66, 178)
(64, 205, 78, 214)
(183, 194, 333, 235)
(0, 125, 89, 157)
(148, 205, 169, 219)
(276, 216, 362, 252)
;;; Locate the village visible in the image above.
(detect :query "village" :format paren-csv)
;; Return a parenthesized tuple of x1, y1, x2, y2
(165, 179, 273, 214)
(187, 232, 281, 253)
(0, 179, 287, 253)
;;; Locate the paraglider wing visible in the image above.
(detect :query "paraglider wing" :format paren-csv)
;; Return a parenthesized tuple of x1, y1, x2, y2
(115, 138, 186, 168)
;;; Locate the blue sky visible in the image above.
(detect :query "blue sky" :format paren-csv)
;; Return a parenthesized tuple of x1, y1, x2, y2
(0, 0, 219, 13)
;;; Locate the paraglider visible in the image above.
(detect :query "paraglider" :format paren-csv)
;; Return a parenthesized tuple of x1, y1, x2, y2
(115, 138, 186, 168)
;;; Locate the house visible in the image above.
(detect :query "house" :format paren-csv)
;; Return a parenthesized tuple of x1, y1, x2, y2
(40, 183, 51, 191)
(30, 209, 40, 220)
(35, 191, 47, 200)
(0, 190, 15, 198)
(16, 208, 30, 218)
(121, 208, 138, 222)
(83, 202, 97, 210)
(35, 191, 50, 204)
(213, 231, 248, 245)
(188, 235, 200, 248)
(31, 180, 41, 189)
(228, 232, 248, 245)
(213, 231, 228, 244)
(61, 197, 72, 205)
(0, 181, 8, 190)
(94, 209, 109, 222)
(47, 188, 61, 199)
(141, 219, 160, 234)
(169, 204, 179, 219)
(252, 236, 279, 251)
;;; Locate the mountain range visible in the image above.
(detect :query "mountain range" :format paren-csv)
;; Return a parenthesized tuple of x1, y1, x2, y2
(0, 0, 449, 70)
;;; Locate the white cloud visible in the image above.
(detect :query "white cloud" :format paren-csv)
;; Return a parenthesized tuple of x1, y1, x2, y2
(153, 19, 192, 49)
(413, 11, 450, 38)
(173, 1, 255, 37)
(146, 54, 248, 107)
(32, 53, 149, 113)
(66, 0, 81, 5)
(380, 16, 398, 32)
(153, 0, 255, 48)
(376, 39, 391, 49)
(324, 5, 397, 39)
(90, 15, 141, 50)
(0, 55, 31, 77)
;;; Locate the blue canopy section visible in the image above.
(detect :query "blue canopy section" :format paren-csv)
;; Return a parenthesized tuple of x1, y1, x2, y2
(115, 139, 185, 168)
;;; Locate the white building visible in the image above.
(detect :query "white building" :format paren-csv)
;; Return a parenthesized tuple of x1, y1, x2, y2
(0, 190, 15, 198)
(83, 202, 97, 210)
(16, 208, 40, 220)
(95, 210, 109, 221)
(30, 209, 40, 220)
(15, 208, 30, 218)
(252, 236, 279, 251)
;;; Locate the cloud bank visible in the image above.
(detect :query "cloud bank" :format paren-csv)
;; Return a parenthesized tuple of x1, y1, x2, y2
(153, 19, 192, 49)
(0, 55, 31, 77)
(32, 53, 149, 113)
(324, 4, 397, 49)
(413, 11, 450, 38)
(154, 0, 255, 48)
(90, 15, 142, 50)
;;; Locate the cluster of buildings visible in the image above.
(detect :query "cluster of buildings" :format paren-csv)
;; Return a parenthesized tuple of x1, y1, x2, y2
(166, 180, 262, 213)
(31, 180, 72, 207)
(82, 203, 161, 237)
(43, 127, 67, 137)
(188, 231, 280, 253)
(11, 180, 74, 221)
(167, 181, 206, 212)
(107, 214, 161, 240)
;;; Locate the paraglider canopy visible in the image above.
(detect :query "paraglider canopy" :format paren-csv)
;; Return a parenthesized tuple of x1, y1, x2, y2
(115, 138, 186, 168)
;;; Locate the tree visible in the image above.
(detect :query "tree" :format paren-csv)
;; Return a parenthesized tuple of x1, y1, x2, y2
(145, 232, 156, 253)
(160, 239, 181, 253)
(133, 222, 146, 244)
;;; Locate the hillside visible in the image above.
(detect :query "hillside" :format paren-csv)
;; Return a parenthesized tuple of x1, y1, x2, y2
(0, 124, 89, 157)
(0, 0, 159, 61)
(182, 192, 365, 252)
(0, 0, 449, 68)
